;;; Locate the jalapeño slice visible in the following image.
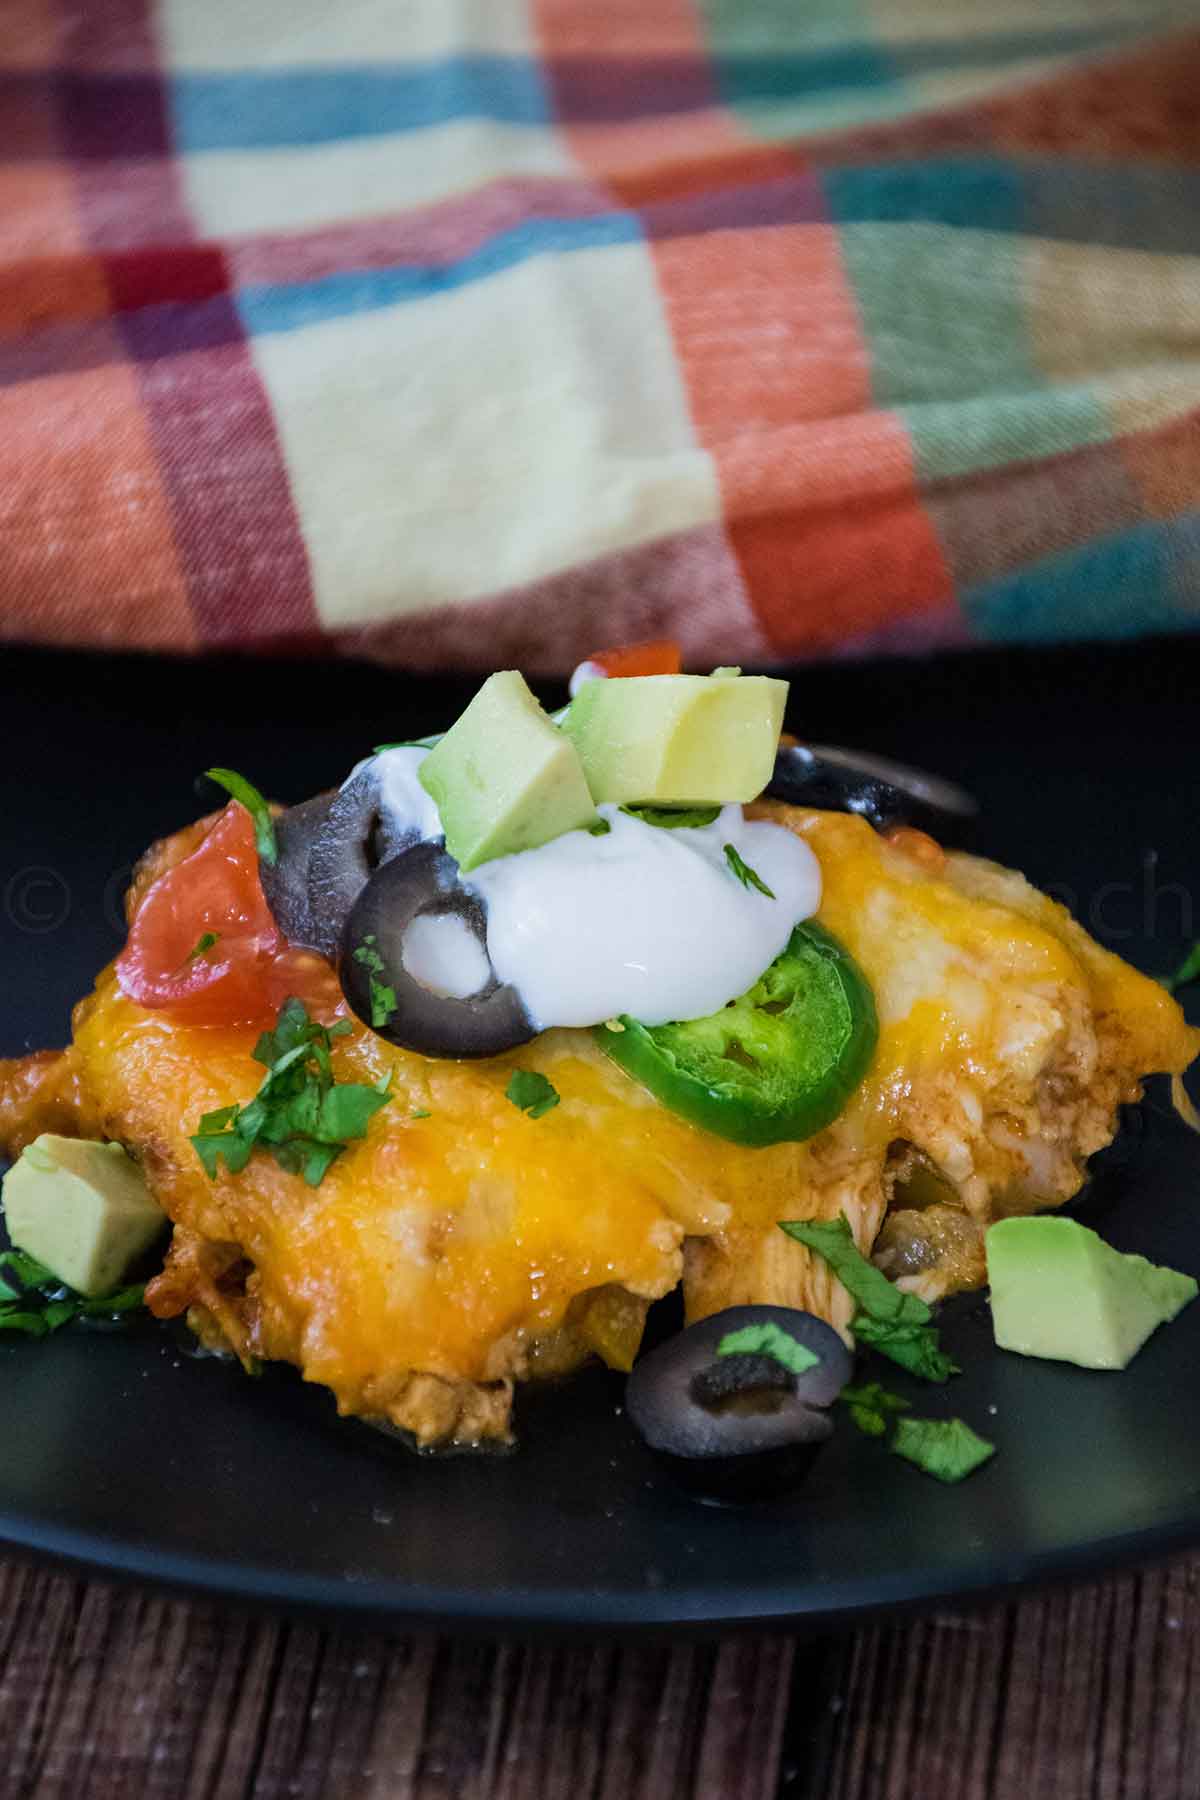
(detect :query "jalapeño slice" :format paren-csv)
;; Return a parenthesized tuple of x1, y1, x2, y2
(595, 921, 877, 1147)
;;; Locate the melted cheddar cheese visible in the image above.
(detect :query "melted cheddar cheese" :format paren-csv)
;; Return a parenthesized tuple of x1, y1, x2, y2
(1, 806, 1194, 1447)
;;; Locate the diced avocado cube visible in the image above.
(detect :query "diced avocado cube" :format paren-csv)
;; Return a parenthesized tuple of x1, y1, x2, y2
(986, 1216, 1197, 1370)
(418, 671, 597, 872)
(561, 673, 788, 806)
(2, 1135, 165, 1297)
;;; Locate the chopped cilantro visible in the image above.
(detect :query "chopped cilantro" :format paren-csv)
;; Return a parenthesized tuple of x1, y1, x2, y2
(204, 767, 278, 867)
(352, 939, 397, 1028)
(621, 805, 722, 831)
(505, 1070, 560, 1120)
(370, 981, 397, 1027)
(587, 819, 613, 837)
(255, 996, 352, 1065)
(891, 1416, 995, 1484)
(0, 1253, 147, 1339)
(716, 1321, 819, 1375)
(190, 1114, 253, 1178)
(723, 843, 776, 899)
(850, 1312, 960, 1381)
(841, 1380, 993, 1481)
(191, 996, 390, 1187)
(0, 1310, 56, 1337)
(780, 1214, 959, 1382)
(840, 1381, 911, 1439)
(0, 1249, 56, 1288)
(411, 1108, 431, 1120)
(187, 931, 220, 961)
(80, 1284, 148, 1317)
(780, 1217, 993, 1481)
(1164, 941, 1200, 993)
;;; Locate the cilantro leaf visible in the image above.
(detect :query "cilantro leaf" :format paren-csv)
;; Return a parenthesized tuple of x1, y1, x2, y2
(272, 1138, 342, 1187)
(840, 1381, 994, 1481)
(723, 843, 776, 899)
(780, 1214, 959, 1383)
(252, 995, 335, 1067)
(780, 1215, 929, 1326)
(187, 930, 220, 961)
(891, 1416, 995, 1484)
(840, 1381, 911, 1438)
(318, 1076, 392, 1141)
(0, 1252, 148, 1338)
(1164, 941, 1200, 993)
(352, 941, 396, 1026)
(0, 1310, 49, 1336)
(716, 1321, 820, 1375)
(78, 1284, 147, 1317)
(852, 1312, 959, 1381)
(621, 806, 722, 831)
(41, 1299, 80, 1332)
(204, 768, 278, 866)
(191, 998, 391, 1187)
(505, 1070, 560, 1120)
(368, 979, 396, 1028)
(191, 1121, 255, 1178)
(411, 1108, 431, 1120)
(0, 1249, 57, 1289)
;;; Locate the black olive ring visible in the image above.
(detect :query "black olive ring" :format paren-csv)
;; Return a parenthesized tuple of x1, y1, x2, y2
(338, 842, 535, 1060)
(625, 1304, 853, 1501)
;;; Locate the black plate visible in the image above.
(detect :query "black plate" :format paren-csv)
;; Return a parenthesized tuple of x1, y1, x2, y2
(1, 639, 1199, 1633)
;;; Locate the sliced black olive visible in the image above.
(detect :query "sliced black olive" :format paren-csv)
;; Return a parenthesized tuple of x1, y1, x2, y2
(306, 759, 430, 959)
(258, 791, 337, 951)
(766, 744, 977, 844)
(339, 842, 535, 1059)
(625, 1304, 853, 1501)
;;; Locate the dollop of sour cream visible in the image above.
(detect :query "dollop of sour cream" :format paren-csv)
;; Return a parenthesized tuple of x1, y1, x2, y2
(358, 746, 443, 842)
(467, 804, 820, 1029)
(364, 747, 821, 1031)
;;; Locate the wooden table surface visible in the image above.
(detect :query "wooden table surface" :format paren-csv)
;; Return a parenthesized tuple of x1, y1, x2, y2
(5, 1551, 1198, 1798)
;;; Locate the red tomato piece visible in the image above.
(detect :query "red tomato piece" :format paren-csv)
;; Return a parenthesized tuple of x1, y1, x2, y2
(584, 640, 682, 679)
(116, 805, 338, 1028)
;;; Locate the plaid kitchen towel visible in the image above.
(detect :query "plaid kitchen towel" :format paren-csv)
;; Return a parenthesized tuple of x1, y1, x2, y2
(2, 1, 1199, 671)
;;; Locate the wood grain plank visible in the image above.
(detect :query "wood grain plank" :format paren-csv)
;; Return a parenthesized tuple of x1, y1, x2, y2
(0, 1561, 798, 1800)
(816, 1556, 1200, 1800)
(8, 1555, 1200, 1800)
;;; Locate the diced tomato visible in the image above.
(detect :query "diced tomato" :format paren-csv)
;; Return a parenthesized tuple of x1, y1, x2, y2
(584, 640, 682, 679)
(116, 804, 339, 1028)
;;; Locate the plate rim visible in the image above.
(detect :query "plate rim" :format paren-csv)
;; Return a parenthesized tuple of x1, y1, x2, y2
(3, 1497, 1196, 1634)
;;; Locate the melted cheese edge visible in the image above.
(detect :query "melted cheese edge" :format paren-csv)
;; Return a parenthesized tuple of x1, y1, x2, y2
(69, 809, 1197, 1405)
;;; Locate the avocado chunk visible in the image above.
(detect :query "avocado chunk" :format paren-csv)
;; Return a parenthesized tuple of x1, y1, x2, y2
(561, 673, 788, 806)
(2, 1135, 165, 1297)
(986, 1216, 1197, 1370)
(418, 671, 597, 872)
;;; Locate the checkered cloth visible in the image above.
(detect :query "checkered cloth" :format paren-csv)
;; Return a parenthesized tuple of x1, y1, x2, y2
(3, 3, 1200, 671)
